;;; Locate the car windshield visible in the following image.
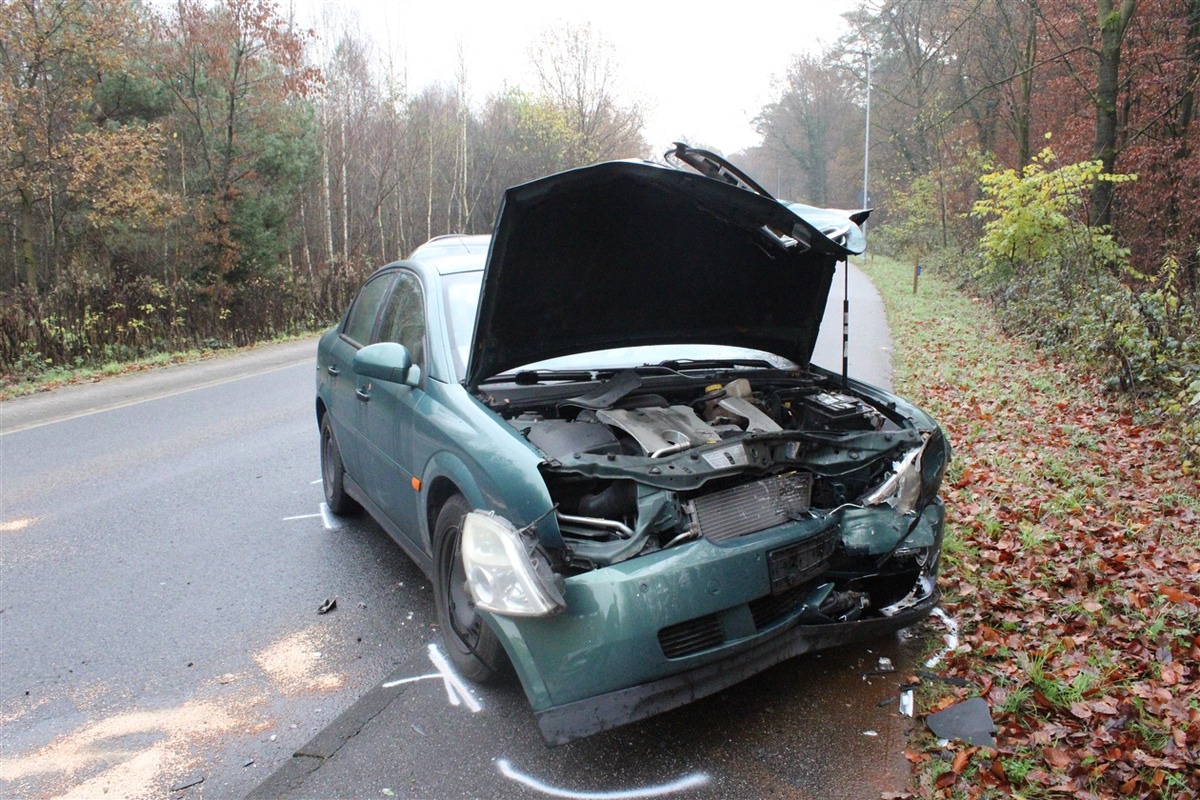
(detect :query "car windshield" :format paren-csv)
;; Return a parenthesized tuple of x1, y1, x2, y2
(442, 270, 797, 382)
(444, 270, 484, 380)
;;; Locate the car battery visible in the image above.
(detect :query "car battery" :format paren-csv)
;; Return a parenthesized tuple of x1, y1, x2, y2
(796, 391, 878, 431)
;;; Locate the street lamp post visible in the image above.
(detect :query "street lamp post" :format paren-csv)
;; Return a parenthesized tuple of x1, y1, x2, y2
(844, 50, 872, 389)
(861, 50, 871, 216)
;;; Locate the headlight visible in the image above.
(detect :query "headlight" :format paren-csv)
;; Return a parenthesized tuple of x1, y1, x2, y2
(461, 511, 566, 617)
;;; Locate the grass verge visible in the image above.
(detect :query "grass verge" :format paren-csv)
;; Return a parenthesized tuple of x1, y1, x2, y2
(858, 255, 1199, 799)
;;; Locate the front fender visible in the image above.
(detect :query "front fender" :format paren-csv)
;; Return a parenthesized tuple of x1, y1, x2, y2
(417, 411, 565, 553)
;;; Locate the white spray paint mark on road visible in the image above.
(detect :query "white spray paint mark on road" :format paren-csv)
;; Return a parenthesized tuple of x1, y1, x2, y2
(319, 503, 343, 531)
(375, 646, 481, 712)
(282, 513, 321, 521)
(427, 644, 482, 712)
(381, 673, 441, 688)
(497, 759, 709, 799)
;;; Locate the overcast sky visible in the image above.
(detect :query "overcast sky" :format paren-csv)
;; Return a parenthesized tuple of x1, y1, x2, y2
(298, 0, 861, 155)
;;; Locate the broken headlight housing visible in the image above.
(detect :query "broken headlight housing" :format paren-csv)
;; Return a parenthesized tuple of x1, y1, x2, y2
(860, 428, 949, 515)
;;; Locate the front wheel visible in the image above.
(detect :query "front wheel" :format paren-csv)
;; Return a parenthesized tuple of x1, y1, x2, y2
(320, 414, 359, 516)
(433, 495, 508, 682)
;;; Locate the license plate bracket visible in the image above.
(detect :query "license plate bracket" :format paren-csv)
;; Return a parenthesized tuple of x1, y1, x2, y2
(767, 526, 837, 595)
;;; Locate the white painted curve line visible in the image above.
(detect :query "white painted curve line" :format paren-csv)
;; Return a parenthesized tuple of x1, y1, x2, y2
(924, 607, 960, 668)
(319, 503, 343, 530)
(310, 479, 323, 485)
(283, 513, 321, 521)
(497, 759, 710, 799)
(381, 673, 441, 688)
(427, 644, 482, 713)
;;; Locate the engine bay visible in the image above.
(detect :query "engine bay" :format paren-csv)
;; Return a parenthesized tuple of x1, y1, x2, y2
(481, 368, 932, 577)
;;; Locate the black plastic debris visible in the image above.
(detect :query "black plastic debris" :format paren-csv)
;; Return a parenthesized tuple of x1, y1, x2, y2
(917, 669, 974, 688)
(317, 598, 337, 615)
(171, 775, 204, 792)
(926, 697, 996, 747)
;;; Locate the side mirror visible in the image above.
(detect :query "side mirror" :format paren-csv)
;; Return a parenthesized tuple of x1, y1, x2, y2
(353, 342, 419, 386)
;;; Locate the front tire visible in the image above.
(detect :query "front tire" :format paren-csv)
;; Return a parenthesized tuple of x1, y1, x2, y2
(320, 414, 359, 516)
(433, 495, 508, 682)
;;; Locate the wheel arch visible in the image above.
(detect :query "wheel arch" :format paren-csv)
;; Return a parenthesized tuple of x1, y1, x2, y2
(315, 396, 328, 428)
(419, 452, 489, 552)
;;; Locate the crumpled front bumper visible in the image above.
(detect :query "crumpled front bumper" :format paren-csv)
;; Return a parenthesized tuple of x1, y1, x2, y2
(486, 501, 944, 745)
(537, 583, 939, 745)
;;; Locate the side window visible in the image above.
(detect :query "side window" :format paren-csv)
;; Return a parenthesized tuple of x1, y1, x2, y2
(377, 272, 425, 369)
(343, 274, 394, 346)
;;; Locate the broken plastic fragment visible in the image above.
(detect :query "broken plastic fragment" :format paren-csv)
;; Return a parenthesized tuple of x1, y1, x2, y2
(171, 776, 204, 792)
(925, 697, 995, 747)
(317, 597, 337, 614)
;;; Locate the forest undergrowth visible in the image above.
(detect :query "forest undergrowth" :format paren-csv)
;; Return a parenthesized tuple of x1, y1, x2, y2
(860, 256, 1199, 799)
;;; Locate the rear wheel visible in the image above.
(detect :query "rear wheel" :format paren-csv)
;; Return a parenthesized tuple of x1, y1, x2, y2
(433, 495, 508, 682)
(320, 415, 359, 515)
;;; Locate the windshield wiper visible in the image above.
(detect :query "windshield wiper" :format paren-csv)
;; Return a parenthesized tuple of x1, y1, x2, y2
(655, 358, 778, 372)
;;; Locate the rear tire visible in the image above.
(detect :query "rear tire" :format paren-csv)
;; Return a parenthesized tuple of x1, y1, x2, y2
(433, 495, 508, 682)
(320, 414, 360, 516)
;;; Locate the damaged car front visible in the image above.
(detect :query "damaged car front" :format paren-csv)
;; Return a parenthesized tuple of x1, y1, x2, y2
(317, 146, 950, 746)
(456, 151, 950, 744)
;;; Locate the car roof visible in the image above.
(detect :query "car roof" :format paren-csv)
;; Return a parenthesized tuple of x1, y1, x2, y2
(406, 234, 489, 275)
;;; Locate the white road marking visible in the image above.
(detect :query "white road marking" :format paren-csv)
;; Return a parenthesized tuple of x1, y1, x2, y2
(497, 759, 710, 798)
(375, 646, 482, 713)
(319, 503, 343, 530)
(381, 673, 442, 688)
(283, 513, 321, 521)
(310, 479, 322, 485)
(427, 644, 482, 713)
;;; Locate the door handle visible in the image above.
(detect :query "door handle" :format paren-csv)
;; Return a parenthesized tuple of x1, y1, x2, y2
(356, 387, 371, 402)
(327, 364, 340, 376)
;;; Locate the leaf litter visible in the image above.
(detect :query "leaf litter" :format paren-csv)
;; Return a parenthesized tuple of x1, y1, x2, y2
(863, 256, 1199, 799)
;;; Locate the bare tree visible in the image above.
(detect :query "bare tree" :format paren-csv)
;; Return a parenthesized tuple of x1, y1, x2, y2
(754, 53, 861, 206)
(528, 22, 646, 163)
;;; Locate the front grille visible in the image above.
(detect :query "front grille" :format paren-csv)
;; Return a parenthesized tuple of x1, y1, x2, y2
(658, 613, 725, 659)
(687, 473, 813, 543)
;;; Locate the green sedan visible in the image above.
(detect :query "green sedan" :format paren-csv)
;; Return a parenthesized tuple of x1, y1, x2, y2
(316, 145, 950, 744)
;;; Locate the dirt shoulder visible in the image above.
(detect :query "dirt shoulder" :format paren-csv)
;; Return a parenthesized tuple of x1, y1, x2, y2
(859, 256, 1199, 799)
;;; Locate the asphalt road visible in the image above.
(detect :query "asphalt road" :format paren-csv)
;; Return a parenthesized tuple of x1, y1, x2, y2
(0, 260, 928, 799)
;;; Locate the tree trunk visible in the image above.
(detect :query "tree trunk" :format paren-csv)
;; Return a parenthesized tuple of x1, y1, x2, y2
(340, 113, 349, 262)
(321, 100, 335, 268)
(18, 188, 38, 291)
(1089, 0, 1137, 227)
(1017, 1, 1037, 168)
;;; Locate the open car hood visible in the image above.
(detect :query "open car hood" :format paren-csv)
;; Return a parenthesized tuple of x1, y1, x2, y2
(465, 156, 868, 390)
